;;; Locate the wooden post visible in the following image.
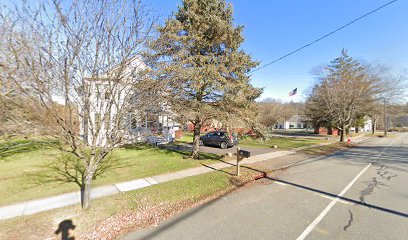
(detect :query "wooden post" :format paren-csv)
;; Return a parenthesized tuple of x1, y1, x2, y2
(236, 147, 240, 176)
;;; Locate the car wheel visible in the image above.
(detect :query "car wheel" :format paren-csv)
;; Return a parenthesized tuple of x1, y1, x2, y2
(199, 139, 204, 146)
(220, 142, 227, 149)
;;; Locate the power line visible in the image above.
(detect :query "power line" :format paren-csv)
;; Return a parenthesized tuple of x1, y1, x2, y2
(250, 0, 399, 73)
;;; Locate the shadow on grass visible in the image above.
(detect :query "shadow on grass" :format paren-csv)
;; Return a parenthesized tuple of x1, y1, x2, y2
(0, 138, 59, 160)
(200, 163, 235, 176)
(121, 142, 222, 161)
(55, 219, 76, 240)
(120, 143, 155, 151)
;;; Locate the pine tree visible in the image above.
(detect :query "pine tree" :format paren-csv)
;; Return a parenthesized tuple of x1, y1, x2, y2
(148, 0, 262, 158)
(312, 50, 375, 142)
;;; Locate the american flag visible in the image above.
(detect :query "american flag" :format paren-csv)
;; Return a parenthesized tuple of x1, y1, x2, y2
(289, 88, 297, 96)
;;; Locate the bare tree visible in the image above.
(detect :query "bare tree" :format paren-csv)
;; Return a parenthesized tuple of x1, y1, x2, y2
(306, 51, 407, 140)
(308, 50, 378, 141)
(0, 0, 155, 210)
(257, 99, 299, 131)
(366, 65, 407, 135)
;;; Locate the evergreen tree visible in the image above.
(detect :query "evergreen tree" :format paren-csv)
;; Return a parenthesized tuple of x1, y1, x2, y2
(311, 50, 376, 141)
(148, 0, 262, 158)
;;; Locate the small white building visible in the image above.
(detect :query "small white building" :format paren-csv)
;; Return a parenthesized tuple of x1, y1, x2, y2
(275, 115, 307, 130)
(351, 116, 372, 132)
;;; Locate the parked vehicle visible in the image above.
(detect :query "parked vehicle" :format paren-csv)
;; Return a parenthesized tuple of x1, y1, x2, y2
(199, 131, 238, 149)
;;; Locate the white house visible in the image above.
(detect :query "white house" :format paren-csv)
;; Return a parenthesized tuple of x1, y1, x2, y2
(351, 116, 372, 132)
(79, 56, 180, 146)
(275, 114, 307, 130)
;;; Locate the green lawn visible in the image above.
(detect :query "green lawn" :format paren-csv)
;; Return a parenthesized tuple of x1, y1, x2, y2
(0, 168, 258, 240)
(175, 131, 194, 143)
(239, 137, 324, 149)
(173, 131, 326, 150)
(0, 138, 220, 206)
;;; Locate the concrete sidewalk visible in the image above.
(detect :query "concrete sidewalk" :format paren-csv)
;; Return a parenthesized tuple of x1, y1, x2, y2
(0, 136, 367, 221)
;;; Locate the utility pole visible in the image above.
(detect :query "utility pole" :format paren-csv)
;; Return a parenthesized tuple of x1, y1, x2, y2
(383, 98, 387, 136)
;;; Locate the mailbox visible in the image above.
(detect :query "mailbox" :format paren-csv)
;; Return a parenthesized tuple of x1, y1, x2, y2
(239, 149, 251, 158)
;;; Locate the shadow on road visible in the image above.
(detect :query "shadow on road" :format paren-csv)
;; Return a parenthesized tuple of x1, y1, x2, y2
(268, 177, 408, 218)
(128, 144, 408, 239)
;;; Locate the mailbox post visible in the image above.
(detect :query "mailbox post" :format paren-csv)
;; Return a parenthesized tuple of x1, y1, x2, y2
(236, 147, 241, 176)
(236, 147, 251, 176)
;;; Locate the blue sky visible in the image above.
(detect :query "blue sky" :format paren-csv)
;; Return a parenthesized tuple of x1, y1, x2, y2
(148, 0, 408, 102)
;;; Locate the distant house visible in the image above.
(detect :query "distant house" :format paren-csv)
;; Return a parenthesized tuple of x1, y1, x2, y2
(275, 115, 307, 130)
(351, 116, 372, 132)
(318, 116, 373, 136)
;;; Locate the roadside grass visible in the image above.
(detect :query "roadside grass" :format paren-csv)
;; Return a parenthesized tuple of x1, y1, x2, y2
(300, 142, 355, 155)
(364, 132, 395, 138)
(0, 167, 259, 240)
(239, 137, 324, 149)
(0, 139, 221, 206)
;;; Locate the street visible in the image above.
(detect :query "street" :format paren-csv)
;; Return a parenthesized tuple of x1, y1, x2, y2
(122, 133, 408, 240)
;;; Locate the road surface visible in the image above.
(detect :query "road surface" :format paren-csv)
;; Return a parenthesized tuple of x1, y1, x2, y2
(122, 133, 408, 240)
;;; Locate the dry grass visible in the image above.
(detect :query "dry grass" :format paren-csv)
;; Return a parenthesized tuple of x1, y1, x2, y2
(300, 142, 355, 155)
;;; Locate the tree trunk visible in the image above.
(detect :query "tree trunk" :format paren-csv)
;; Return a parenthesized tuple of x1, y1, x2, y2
(355, 127, 359, 133)
(81, 170, 94, 210)
(327, 126, 333, 135)
(191, 122, 202, 159)
(372, 119, 377, 134)
(313, 122, 320, 134)
(339, 125, 346, 142)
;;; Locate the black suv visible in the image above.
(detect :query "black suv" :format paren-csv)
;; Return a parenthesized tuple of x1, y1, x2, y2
(199, 131, 237, 149)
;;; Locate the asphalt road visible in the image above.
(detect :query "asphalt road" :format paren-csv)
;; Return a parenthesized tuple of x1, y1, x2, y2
(122, 133, 408, 240)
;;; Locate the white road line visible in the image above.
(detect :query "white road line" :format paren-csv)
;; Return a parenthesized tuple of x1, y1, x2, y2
(316, 193, 351, 205)
(296, 135, 400, 240)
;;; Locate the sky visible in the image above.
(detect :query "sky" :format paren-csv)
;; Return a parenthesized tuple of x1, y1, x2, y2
(147, 0, 408, 102)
